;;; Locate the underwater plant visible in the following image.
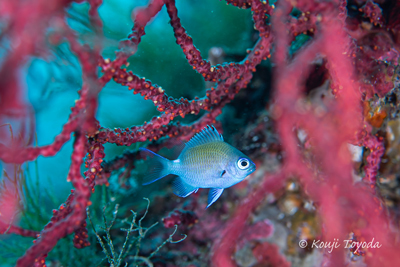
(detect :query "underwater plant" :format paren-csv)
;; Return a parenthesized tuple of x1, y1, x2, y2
(86, 198, 187, 267)
(0, 0, 400, 266)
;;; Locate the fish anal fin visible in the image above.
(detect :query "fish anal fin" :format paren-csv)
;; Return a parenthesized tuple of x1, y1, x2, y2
(207, 188, 224, 208)
(172, 177, 197, 197)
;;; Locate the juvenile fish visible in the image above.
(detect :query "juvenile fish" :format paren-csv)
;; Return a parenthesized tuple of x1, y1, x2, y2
(140, 125, 256, 207)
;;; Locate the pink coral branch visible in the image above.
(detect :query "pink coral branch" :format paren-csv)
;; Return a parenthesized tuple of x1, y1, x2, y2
(0, 0, 75, 115)
(0, 16, 101, 163)
(0, 220, 39, 238)
(272, 1, 397, 266)
(0, 83, 92, 164)
(212, 172, 286, 267)
(212, 0, 398, 266)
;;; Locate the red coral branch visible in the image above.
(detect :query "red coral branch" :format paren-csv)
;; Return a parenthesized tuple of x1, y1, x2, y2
(356, 130, 385, 184)
(16, 133, 90, 266)
(0, 0, 399, 265)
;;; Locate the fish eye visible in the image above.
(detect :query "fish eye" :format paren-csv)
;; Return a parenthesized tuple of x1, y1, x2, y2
(237, 158, 250, 170)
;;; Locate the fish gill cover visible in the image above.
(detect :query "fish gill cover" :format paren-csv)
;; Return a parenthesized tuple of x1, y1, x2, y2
(0, 0, 399, 266)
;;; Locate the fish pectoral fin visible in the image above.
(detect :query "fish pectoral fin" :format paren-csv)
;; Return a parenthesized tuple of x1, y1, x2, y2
(172, 177, 197, 197)
(207, 188, 224, 208)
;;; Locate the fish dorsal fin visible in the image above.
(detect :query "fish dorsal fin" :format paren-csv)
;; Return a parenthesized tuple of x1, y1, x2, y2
(186, 125, 224, 148)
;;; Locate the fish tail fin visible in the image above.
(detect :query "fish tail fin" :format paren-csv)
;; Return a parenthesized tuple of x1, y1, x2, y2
(140, 147, 171, 185)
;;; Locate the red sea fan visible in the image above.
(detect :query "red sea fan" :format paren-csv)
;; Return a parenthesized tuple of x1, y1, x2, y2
(0, 0, 399, 266)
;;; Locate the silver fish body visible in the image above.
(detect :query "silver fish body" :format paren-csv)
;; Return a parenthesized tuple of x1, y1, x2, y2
(141, 125, 256, 207)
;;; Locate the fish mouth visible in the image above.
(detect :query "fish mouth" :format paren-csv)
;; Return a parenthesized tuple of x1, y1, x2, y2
(248, 165, 256, 174)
